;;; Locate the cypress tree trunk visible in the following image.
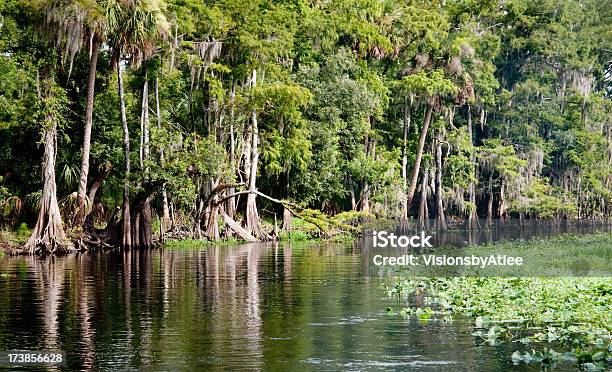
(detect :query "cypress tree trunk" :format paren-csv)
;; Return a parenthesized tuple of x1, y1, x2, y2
(154, 77, 170, 235)
(133, 70, 153, 248)
(435, 139, 447, 230)
(349, 177, 357, 211)
(118, 60, 131, 248)
(139, 71, 149, 172)
(206, 178, 220, 240)
(361, 180, 370, 212)
(487, 174, 494, 226)
(401, 97, 411, 220)
(129, 198, 154, 248)
(282, 206, 292, 230)
(467, 105, 478, 229)
(226, 82, 237, 220)
(25, 73, 69, 254)
(498, 180, 507, 219)
(75, 37, 100, 228)
(417, 166, 430, 228)
(25, 122, 67, 253)
(406, 102, 434, 213)
(361, 121, 373, 213)
(245, 69, 265, 239)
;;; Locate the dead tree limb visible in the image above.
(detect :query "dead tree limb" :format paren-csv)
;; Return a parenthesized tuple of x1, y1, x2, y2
(216, 189, 330, 237)
(220, 209, 258, 242)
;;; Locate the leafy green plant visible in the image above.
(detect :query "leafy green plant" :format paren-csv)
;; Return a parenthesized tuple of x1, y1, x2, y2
(383, 274, 612, 369)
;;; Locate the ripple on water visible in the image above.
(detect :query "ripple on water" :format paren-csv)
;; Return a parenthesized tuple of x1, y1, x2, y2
(0, 243, 529, 370)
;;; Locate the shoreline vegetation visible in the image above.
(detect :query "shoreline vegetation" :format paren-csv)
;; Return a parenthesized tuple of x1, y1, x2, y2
(2, 215, 610, 254)
(0, 0, 611, 255)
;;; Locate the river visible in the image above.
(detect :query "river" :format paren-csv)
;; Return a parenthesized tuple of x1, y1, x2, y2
(0, 237, 593, 371)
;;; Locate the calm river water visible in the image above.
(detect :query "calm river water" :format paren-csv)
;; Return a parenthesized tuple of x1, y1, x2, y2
(0, 239, 588, 371)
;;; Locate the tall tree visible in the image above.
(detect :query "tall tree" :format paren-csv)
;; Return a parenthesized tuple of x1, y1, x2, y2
(25, 69, 70, 253)
(43, 0, 107, 227)
(402, 70, 457, 212)
(106, 0, 168, 247)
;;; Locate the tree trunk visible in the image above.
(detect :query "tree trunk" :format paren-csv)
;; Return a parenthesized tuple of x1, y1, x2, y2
(25, 74, 69, 254)
(406, 102, 434, 214)
(349, 177, 356, 211)
(130, 193, 153, 248)
(435, 139, 447, 230)
(226, 82, 237, 219)
(118, 61, 131, 248)
(480, 105, 486, 131)
(417, 166, 430, 228)
(135, 70, 153, 248)
(154, 77, 170, 235)
(361, 180, 370, 212)
(282, 206, 292, 230)
(170, 23, 178, 72)
(361, 121, 373, 213)
(220, 209, 257, 242)
(487, 174, 493, 225)
(139, 70, 150, 173)
(139, 200, 153, 247)
(206, 178, 220, 240)
(498, 179, 507, 219)
(244, 70, 265, 239)
(86, 162, 112, 209)
(75, 37, 100, 227)
(559, 71, 567, 114)
(467, 105, 478, 229)
(401, 97, 412, 219)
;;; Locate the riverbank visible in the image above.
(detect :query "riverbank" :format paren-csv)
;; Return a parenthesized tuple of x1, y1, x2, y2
(0, 224, 31, 255)
(3, 218, 610, 255)
(383, 233, 612, 370)
(0, 211, 370, 254)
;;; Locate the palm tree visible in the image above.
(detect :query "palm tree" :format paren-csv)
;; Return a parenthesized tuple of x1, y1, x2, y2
(105, 0, 168, 248)
(44, 0, 107, 228)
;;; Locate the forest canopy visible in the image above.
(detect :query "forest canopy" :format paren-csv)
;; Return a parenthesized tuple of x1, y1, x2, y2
(0, 0, 610, 252)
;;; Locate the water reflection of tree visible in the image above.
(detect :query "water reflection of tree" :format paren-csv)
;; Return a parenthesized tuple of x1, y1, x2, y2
(30, 256, 64, 352)
(0, 255, 98, 368)
(0, 243, 380, 370)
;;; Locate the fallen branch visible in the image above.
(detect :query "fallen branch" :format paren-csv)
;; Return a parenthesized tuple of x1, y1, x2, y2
(220, 209, 258, 242)
(216, 189, 330, 237)
(202, 182, 247, 209)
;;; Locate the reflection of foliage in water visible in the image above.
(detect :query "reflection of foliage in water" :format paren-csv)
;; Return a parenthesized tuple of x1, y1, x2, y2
(384, 275, 611, 369)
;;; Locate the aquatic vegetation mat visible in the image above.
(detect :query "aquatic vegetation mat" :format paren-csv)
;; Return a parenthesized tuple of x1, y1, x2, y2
(384, 276, 611, 370)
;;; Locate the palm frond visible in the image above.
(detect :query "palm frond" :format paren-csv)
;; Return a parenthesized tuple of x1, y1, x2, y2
(25, 191, 42, 210)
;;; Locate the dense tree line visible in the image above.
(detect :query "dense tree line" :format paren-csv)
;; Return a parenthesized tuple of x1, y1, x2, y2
(0, 0, 610, 252)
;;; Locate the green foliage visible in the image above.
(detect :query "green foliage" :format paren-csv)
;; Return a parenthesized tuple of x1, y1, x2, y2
(397, 69, 458, 98)
(0, 223, 32, 245)
(0, 0, 611, 243)
(385, 270, 612, 369)
(163, 236, 242, 249)
(277, 229, 310, 242)
(332, 210, 375, 226)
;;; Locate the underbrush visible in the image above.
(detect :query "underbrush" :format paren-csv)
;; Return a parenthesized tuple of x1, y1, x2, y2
(0, 223, 31, 245)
